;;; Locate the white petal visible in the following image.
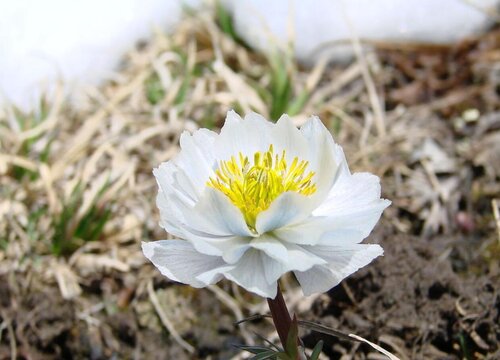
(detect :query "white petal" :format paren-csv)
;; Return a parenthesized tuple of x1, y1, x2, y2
(294, 265, 334, 296)
(300, 116, 344, 206)
(223, 249, 278, 298)
(272, 216, 331, 245)
(155, 129, 217, 200)
(250, 234, 288, 262)
(192, 188, 254, 237)
(261, 243, 327, 284)
(215, 110, 273, 161)
(274, 208, 387, 247)
(313, 172, 391, 244)
(142, 240, 227, 287)
(222, 233, 321, 269)
(294, 244, 383, 296)
(270, 114, 308, 160)
(219, 237, 252, 264)
(155, 154, 255, 256)
(255, 192, 314, 234)
(153, 128, 219, 235)
(177, 129, 217, 193)
(315, 172, 387, 216)
(274, 172, 390, 247)
(170, 188, 254, 256)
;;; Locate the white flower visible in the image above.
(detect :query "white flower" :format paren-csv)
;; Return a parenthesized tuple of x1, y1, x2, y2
(142, 111, 390, 298)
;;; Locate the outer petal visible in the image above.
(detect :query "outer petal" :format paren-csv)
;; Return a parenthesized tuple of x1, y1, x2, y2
(249, 234, 289, 262)
(294, 244, 383, 296)
(314, 172, 388, 217)
(153, 128, 218, 236)
(313, 172, 391, 245)
(214, 111, 273, 161)
(142, 240, 227, 287)
(273, 172, 390, 246)
(155, 128, 217, 200)
(223, 249, 278, 298)
(155, 154, 254, 257)
(172, 188, 255, 256)
(270, 114, 309, 161)
(272, 216, 332, 245)
(260, 242, 327, 285)
(190, 188, 254, 237)
(300, 116, 344, 204)
(255, 192, 314, 234)
(253, 116, 342, 233)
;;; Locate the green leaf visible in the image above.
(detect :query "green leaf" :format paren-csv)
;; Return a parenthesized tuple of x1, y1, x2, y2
(309, 340, 324, 360)
(284, 315, 299, 359)
(251, 331, 282, 352)
(145, 74, 165, 105)
(287, 89, 309, 116)
(216, 0, 237, 41)
(250, 350, 279, 360)
(234, 345, 275, 355)
(276, 352, 292, 360)
(296, 319, 355, 342)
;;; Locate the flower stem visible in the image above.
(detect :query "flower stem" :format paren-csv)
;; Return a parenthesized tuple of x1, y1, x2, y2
(267, 283, 293, 349)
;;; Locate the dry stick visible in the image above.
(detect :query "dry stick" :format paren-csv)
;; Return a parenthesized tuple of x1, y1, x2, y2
(207, 285, 254, 345)
(492, 199, 500, 243)
(147, 280, 195, 354)
(340, 2, 386, 137)
(267, 284, 293, 350)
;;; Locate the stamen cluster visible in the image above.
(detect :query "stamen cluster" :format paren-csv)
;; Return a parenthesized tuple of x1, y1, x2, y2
(208, 145, 316, 229)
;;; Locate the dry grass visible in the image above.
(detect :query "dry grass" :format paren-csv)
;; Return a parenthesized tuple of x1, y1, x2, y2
(0, 6, 499, 359)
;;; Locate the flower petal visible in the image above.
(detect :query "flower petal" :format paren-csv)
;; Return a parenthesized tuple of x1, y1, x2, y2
(261, 242, 327, 284)
(255, 192, 313, 234)
(223, 249, 278, 298)
(250, 234, 288, 262)
(272, 216, 331, 245)
(294, 244, 383, 296)
(153, 128, 219, 235)
(192, 188, 254, 237)
(273, 172, 390, 246)
(300, 116, 343, 203)
(155, 129, 217, 201)
(313, 172, 391, 245)
(314, 172, 388, 217)
(170, 188, 254, 256)
(142, 240, 227, 287)
(214, 110, 273, 161)
(270, 114, 308, 160)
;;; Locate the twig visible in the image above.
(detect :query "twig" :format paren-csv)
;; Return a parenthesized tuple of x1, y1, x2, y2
(492, 199, 500, 243)
(349, 334, 401, 360)
(341, 3, 386, 137)
(7, 320, 16, 360)
(147, 280, 195, 354)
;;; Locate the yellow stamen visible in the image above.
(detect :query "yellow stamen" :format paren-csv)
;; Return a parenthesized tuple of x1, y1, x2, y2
(207, 145, 316, 230)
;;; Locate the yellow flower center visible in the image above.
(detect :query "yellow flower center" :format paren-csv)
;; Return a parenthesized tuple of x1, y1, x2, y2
(207, 145, 316, 230)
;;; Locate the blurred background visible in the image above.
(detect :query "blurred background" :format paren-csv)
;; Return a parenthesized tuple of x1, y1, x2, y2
(0, 1, 499, 359)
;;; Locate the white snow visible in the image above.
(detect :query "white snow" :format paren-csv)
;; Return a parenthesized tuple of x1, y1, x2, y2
(0, 0, 200, 111)
(0, 0, 497, 112)
(225, 0, 498, 64)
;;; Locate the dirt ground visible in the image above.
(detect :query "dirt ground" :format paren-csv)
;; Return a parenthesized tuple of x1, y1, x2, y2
(1, 225, 498, 359)
(0, 8, 499, 360)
